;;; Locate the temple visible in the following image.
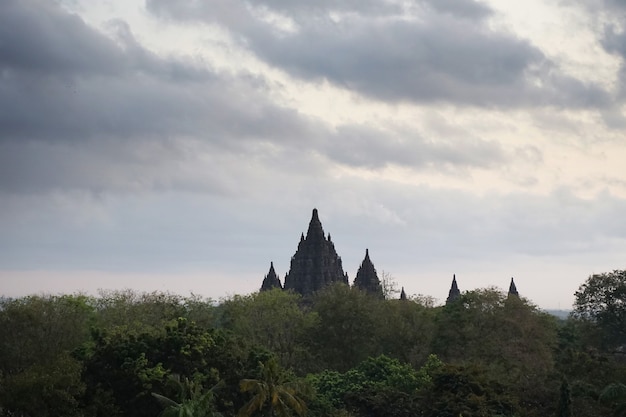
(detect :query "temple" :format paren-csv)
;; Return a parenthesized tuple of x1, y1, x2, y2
(399, 287, 407, 301)
(508, 277, 519, 297)
(260, 262, 282, 291)
(283, 209, 348, 296)
(353, 249, 384, 298)
(446, 274, 461, 304)
(260, 209, 523, 303)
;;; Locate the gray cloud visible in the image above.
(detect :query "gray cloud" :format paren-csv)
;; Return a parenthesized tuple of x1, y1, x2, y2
(1, 1, 624, 310)
(323, 125, 507, 170)
(146, 0, 611, 108)
(2, 179, 624, 281)
(0, 0, 515, 195)
(0, 0, 125, 76)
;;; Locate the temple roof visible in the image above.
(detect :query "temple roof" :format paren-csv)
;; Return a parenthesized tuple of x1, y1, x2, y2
(283, 209, 347, 296)
(446, 274, 461, 304)
(508, 277, 519, 297)
(260, 262, 282, 291)
(400, 287, 407, 301)
(305, 208, 325, 242)
(353, 248, 383, 298)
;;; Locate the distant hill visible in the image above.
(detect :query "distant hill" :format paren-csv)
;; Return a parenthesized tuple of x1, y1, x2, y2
(544, 309, 571, 319)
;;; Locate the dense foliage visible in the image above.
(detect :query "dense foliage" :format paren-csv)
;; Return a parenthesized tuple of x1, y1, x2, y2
(1, 271, 626, 417)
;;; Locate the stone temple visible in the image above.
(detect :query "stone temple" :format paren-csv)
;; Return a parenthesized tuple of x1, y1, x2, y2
(283, 208, 348, 296)
(260, 262, 282, 291)
(353, 248, 383, 298)
(261, 208, 521, 302)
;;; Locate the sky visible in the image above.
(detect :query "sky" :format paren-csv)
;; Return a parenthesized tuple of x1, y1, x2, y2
(1, 0, 625, 309)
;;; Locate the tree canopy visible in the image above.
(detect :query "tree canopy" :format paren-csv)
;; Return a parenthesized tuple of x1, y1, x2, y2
(2, 271, 626, 417)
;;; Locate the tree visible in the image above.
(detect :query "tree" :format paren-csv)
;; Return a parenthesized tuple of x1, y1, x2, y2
(310, 284, 386, 372)
(599, 383, 626, 417)
(0, 294, 94, 375)
(0, 295, 93, 417)
(380, 271, 399, 300)
(307, 354, 442, 417)
(152, 375, 224, 417)
(93, 289, 187, 333)
(378, 299, 436, 367)
(218, 289, 317, 373)
(419, 363, 519, 417)
(431, 288, 558, 417)
(0, 353, 85, 417)
(238, 358, 309, 417)
(80, 318, 226, 417)
(556, 378, 573, 417)
(573, 270, 626, 350)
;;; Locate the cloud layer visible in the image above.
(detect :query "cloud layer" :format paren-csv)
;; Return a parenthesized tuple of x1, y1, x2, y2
(1, 0, 625, 308)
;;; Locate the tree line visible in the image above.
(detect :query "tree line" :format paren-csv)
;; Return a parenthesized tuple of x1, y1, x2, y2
(0, 270, 625, 417)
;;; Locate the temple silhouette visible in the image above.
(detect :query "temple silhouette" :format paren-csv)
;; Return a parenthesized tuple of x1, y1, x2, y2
(283, 208, 349, 295)
(260, 208, 520, 301)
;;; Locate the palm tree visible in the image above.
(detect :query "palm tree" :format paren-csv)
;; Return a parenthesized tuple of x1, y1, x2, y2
(238, 358, 309, 417)
(152, 375, 223, 417)
(599, 382, 626, 417)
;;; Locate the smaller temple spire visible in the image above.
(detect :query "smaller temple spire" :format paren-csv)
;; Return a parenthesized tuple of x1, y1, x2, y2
(260, 262, 282, 291)
(508, 277, 519, 297)
(446, 274, 461, 304)
(400, 287, 407, 301)
(353, 248, 383, 298)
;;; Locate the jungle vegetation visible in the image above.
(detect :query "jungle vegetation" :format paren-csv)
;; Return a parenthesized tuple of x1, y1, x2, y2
(1, 270, 625, 417)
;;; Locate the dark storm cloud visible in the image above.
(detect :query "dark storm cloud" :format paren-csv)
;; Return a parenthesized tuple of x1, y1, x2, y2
(0, 0, 124, 76)
(0, 0, 257, 144)
(0, 0, 513, 194)
(146, 0, 610, 108)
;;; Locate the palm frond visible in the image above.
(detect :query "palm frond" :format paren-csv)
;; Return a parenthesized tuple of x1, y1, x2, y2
(152, 392, 181, 409)
(600, 383, 626, 402)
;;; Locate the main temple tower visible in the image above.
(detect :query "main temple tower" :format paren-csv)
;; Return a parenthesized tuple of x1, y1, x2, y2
(283, 209, 348, 296)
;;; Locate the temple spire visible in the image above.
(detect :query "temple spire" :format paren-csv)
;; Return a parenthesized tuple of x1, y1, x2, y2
(284, 209, 347, 296)
(508, 277, 519, 297)
(260, 262, 282, 291)
(353, 248, 383, 298)
(400, 287, 407, 301)
(306, 208, 325, 241)
(446, 274, 461, 304)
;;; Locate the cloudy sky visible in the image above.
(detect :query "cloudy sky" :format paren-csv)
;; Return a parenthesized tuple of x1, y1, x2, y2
(1, 0, 625, 309)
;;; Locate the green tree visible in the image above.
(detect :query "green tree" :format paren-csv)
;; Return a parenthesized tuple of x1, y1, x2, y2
(80, 318, 220, 417)
(152, 375, 224, 417)
(93, 289, 188, 333)
(378, 298, 436, 367)
(573, 270, 626, 350)
(0, 295, 94, 417)
(218, 289, 317, 373)
(599, 383, 626, 417)
(238, 358, 309, 417)
(0, 294, 94, 375)
(556, 378, 573, 417)
(0, 353, 85, 417)
(307, 354, 442, 417)
(431, 288, 558, 417)
(419, 363, 519, 417)
(311, 284, 385, 372)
